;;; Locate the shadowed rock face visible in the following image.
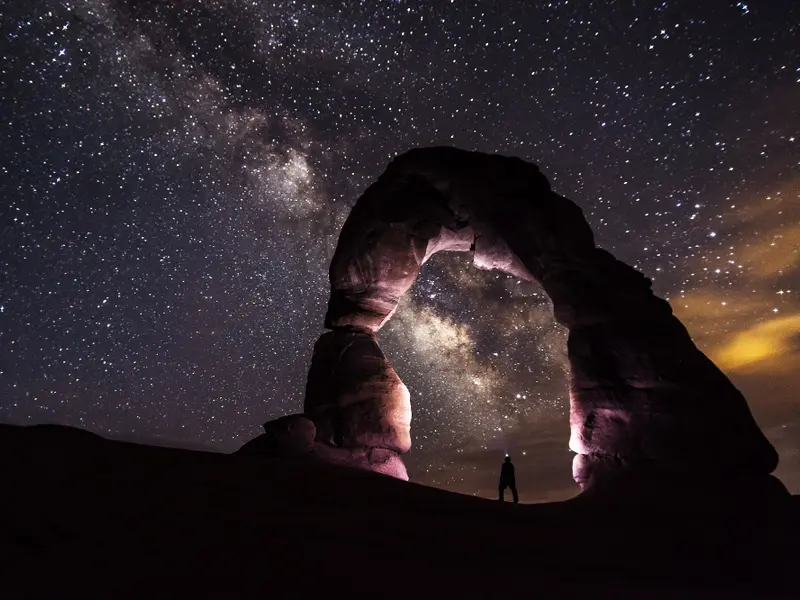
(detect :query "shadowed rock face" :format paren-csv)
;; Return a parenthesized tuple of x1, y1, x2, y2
(2, 424, 797, 598)
(256, 146, 778, 488)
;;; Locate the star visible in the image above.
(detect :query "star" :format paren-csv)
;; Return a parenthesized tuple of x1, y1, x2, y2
(0, 0, 798, 501)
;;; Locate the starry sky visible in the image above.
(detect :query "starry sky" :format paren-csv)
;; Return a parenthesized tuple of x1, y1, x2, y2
(1, 0, 798, 502)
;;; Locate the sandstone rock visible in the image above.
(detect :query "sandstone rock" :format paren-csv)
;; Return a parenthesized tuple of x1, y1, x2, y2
(571, 451, 790, 508)
(304, 330, 411, 454)
(235, 434, 276, 457)
(325, 174, 457, 333)
(307, 146, 779, 487)
(263, 414, 316, 449)
(236, 415, 409, 480)
(311, 444, 409, 480)
(235, 414, 316, 458)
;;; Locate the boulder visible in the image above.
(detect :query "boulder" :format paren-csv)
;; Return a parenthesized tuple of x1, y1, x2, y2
(235, 414, 316, 458)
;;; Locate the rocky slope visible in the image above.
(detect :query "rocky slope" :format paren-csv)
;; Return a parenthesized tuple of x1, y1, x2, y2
(1, 424, 797, 599)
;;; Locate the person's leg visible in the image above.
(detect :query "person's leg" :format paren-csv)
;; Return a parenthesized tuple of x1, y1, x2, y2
(511, 484, 519, 503)
(498, 483, 505, 501)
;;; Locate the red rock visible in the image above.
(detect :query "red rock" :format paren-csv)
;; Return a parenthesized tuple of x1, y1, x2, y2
(235, 415, 315, 457)
(257, 146, 777, 486)
(304, 331, 411, 454)
(311, 444, 409, 480)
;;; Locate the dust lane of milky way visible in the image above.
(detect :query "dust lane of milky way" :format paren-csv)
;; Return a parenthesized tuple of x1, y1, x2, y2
(1, 0, 798, 501)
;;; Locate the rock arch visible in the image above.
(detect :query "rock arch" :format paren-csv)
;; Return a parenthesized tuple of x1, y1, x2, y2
(245, 147, 778, 490)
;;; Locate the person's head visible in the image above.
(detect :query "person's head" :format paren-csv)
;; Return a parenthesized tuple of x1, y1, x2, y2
(504, 455, 511, 463)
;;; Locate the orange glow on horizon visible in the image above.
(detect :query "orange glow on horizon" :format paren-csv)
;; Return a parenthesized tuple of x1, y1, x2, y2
(713, 314, 800, 373)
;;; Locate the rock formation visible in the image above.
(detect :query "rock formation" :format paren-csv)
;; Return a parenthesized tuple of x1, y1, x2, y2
(249, 146, 778, 489)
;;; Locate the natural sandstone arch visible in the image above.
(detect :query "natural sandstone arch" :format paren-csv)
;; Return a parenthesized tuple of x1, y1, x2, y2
(246, 147, 778, 490)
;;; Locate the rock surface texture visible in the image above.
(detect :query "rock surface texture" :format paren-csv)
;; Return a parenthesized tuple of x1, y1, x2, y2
(256, 146, 778, 487)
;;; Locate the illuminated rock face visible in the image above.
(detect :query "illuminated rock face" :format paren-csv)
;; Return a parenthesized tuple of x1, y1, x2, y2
(304, 331, 411, 454)
(266, 147, 778, 487)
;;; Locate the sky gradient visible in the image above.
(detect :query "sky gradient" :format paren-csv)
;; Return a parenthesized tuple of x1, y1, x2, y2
(1, 0, 798, 502)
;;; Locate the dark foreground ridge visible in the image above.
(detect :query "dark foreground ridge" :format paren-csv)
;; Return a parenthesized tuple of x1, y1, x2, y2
(1, 424, 798, 599)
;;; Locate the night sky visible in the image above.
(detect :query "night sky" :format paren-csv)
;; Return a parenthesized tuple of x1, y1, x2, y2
(1, 0, 798, 502)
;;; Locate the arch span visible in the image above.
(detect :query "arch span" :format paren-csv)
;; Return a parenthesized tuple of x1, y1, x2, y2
(250, 147, 778, 489)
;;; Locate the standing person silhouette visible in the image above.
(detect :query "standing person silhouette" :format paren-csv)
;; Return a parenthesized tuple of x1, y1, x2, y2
(498, 455, 519, 503)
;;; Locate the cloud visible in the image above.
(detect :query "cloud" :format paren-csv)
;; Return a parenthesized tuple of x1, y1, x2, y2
(737, 222, 800, 279)
(713, 314, 800, 373)
(722, 177, 800, 280)
(672, 175, 800, 376)
(674, 284, 800, 377)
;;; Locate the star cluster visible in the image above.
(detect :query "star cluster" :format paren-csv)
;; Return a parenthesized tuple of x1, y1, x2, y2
(1, 0, 798, 501)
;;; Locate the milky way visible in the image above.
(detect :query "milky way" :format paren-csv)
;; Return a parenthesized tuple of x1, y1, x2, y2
(1, 0, 798, 501)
